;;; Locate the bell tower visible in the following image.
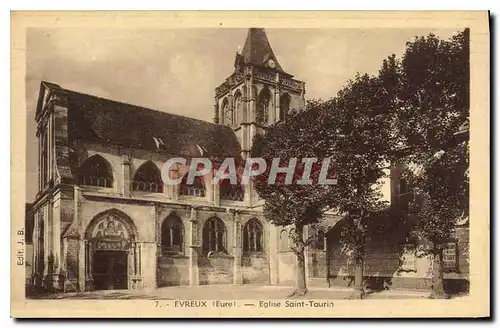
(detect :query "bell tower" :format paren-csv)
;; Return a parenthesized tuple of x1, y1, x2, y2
(214, 28, 306, 159)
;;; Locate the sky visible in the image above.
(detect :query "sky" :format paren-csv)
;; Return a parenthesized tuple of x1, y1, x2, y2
(25, 27, 459, 201)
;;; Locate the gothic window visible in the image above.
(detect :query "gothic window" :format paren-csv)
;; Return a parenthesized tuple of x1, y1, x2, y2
(221, 98, 232, 127)
(203, 217, 227, 254)
(78, 155, 114, 188)
(256, 87, 271, 124)
(161, 214, 184, 255)
(251, 86, 258, 110)
(279, 229, 289, 252)
(132, 161, 163, 193)
(234, 90, 244, 125)
(179, 174, 206, 197)
(40, 129, 49, 188)
(279, 93, 291, 121)
(313, 229, 326, 251)
(243, 219, 263, 253)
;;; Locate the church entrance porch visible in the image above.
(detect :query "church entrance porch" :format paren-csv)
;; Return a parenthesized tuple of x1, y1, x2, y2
(92, 250, 128, 290)
(82, 209, 141, 292)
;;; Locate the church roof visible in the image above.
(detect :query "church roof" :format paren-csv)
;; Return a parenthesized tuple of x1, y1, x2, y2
(39, 82, 241, 157)
(240, 28, 285, 72)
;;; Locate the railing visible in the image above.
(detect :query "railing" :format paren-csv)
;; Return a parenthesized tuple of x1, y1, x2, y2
(254, 70, 275, 83)
(80, 176, 113, 188)
(132, 181, 163, 193)
(220, 186, 244, 202)
(180, 185, 206, 198)
(280, 77, 303, 91)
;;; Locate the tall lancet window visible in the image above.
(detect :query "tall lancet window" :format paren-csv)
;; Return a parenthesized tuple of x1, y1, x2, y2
(256, 87, 271, 124)
(243, 219, 263, 253)
(221, 98, 232, 127)
(279, 93, 291, 121)
(234, 90, 243, 125)
(161, 214, 184, 255)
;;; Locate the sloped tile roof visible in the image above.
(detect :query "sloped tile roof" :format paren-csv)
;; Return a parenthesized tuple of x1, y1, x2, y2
(43, 82, 241, 158)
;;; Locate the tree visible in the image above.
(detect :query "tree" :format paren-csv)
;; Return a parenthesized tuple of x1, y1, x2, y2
(395, 29, 470, 299)
(250, 105, 338, 296)
(316, 67, 399, 298)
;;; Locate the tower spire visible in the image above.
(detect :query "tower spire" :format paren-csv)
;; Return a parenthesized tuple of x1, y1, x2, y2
(240, 28, 285, 72)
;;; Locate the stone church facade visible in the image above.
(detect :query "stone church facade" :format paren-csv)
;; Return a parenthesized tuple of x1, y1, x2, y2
(28, 28, 469, 294)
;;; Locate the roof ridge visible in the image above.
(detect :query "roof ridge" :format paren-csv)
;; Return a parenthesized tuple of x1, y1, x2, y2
(57, 85, 221, 128)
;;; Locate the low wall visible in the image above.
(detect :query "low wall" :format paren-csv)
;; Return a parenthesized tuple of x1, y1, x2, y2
(277, 251, 295, 285)
(242, 254, 270, 284)
(157, 256, 189, 287)
(199, 256, 234, 285)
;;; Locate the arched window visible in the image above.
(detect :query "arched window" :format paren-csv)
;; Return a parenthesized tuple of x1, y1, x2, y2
(243, 219, 263, 253)
(161, 214, 184, 255)
(279, 229, 289, 252)
(234, 90, 243, 125)
(222, 98, 232, 127)
(313, 229, 326, 251)
(79, 155, 113, 188)
(203, 217, 227, 254)
(256, 87, 271, 124)
(279, 93, 291, 121)
(37, 214, 45, 274)
(132, 161, 163, 193)
(179, 174, 206, 197)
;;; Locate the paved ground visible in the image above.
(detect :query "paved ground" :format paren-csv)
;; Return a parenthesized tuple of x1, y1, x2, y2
(30, 284, 433, 300)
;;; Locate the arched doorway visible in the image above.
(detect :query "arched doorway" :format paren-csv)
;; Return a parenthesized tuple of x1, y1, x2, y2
(85, 210, 138, 291)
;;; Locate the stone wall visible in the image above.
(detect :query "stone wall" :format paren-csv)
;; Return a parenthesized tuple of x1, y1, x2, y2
(157, 256, 190, 286)
(199, 256, 234, 285)
(277, 251, 296, 285)
(325, 226, 470, 293)
(308, 250, 327, 278)
(242, 254, 269, 284)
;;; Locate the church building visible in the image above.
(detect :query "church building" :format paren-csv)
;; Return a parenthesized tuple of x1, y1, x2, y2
(28, 28, 469, 294)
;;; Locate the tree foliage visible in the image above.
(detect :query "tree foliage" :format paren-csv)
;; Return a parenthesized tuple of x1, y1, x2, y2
(251, 105, 337, 228)
(397, 30, 470, 251)
(251, 29, 469, 299)
(394, 29, 470, 298)
(251, 104, 338, 295)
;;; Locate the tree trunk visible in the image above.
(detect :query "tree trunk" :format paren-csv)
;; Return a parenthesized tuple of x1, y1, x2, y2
(349, 216, 365, 299)
(290, 224, 308, 297)
(349, 256, 365, 299)
(429, 249, 448, 299)
(354, 258, 364, 297)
